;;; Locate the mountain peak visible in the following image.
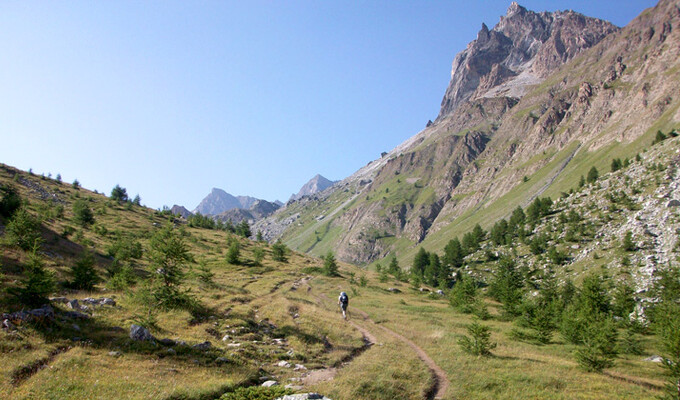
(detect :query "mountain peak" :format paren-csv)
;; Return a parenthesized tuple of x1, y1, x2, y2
(506, 2, 525, 16)
(289, 174, 336, 202)
(437, 4, 618, 120)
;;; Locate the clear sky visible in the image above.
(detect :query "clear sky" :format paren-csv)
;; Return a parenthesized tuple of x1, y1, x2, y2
(0, 0, 657, 210)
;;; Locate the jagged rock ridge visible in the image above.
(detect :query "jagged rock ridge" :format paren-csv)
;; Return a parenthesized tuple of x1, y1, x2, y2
(214, 199, 281, 224)
(437, 2, 618, 120)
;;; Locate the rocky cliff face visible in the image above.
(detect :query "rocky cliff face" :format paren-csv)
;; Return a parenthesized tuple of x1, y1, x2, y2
(214, 199, 281, 225)
(290, 175, 336, 202)
(437, 2, 617, 120)
(258, 0, 680, 266)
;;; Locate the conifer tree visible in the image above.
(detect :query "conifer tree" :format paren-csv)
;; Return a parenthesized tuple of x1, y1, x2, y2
(0, 184, 22, 218)
(148, 224, 192, 307)
(443, 237, 465, 269)
(271, 240, 287, 262)
(587, 166, 599, 183)
(70, 250, 100, 290)
(323, 251, 339, 276)
(226, 241, 241, 264)
(11, 245, 55, 307)
(412, 248, 429, 279)
(110, 184, 129, 202)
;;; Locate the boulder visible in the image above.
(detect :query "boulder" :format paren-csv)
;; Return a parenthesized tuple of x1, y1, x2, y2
(100, 298, 116, 306)
(29, 305, 55, 319)
(275, 394, 332, 400)
(158, 338, 176, 346)
(277, 360, 292, 368)
(387, 288, 401, 293)
(261, 380, 279, 387)
(644, 355, 664, 363)
(667, 199, 680, 207)
(2, 319, 16, 331)
(63, 311, 90, 320)
(49, 297, 69, 303)
(193, 341, 212, 350)
(67, 299, 80, 310)
(129, 324, 154, 342)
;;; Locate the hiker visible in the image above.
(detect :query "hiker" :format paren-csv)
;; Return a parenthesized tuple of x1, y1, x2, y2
(338, 291, 349, 320)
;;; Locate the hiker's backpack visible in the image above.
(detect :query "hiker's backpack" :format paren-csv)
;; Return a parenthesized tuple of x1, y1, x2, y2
(340, 292, 348, 306)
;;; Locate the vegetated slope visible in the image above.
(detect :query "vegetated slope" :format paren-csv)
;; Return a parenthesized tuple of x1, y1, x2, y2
(256, 0, 680, 268)
(1, 143, 676, 399)
(0, 165, 430, 399)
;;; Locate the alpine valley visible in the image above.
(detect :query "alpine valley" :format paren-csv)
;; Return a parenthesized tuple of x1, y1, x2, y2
(1, 2, 680, 400)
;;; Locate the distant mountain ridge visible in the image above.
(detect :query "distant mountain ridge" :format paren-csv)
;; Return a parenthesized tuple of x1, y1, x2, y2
(193, 188, 263, 216)
(255, 0, 680, 266)
(289, 174, 336, 202)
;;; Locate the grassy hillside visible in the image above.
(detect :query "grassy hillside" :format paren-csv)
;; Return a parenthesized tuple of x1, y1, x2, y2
(2, 157, 678, 399)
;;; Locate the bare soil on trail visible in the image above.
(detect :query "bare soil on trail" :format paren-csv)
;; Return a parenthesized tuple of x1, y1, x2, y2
(310, 289, 449, 400)
(351, 308, 450, 400)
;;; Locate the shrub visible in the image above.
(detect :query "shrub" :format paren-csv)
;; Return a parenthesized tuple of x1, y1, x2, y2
(106, 264, 137, 290)
(69, 251, 100, 290)
(458, 321, 496, 356)
(107, 235, 143, 262)
(4, 208, 42, 250)
(72, 199, 95, 227)
(622, 230, 636, 251)
(0, 184, 22, 218)
(219, 385, 292, 400)
(253, 247, 265, 265)
(196, 259, 215, 286)
(359, 274, 368, 287)
(188, 213, 216, 229)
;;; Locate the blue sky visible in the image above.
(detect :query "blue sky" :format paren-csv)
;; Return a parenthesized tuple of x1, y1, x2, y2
(0, 1, 656, 210)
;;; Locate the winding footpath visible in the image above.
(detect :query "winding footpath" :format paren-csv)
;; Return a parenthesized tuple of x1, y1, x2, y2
(311, 288, 449, 400)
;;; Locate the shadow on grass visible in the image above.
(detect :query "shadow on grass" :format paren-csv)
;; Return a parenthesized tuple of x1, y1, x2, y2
(274, 324, 324, 345)
(602, 371, 664, 391)
(490, 354, 546, 364)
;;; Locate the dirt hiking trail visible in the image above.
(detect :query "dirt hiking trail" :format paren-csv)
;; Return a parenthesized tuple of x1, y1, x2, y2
(310, 287, 449, 400)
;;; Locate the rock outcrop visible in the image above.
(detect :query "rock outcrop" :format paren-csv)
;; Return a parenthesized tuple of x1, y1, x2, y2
(437, 2, 618, 119)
